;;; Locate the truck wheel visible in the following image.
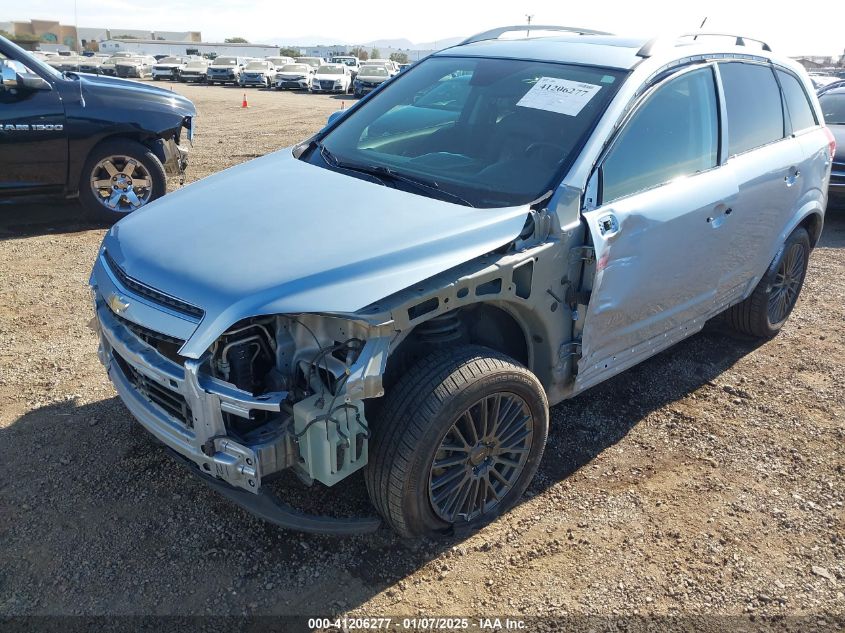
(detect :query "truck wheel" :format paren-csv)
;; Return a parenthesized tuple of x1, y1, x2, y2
(79, 139, 167, 225)
(365, 345, 549, 537)
(725, 226, 811, 338)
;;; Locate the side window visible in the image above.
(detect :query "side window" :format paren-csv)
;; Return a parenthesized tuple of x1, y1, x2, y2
(718, 62, 784, 156)
(776, 69, 818, 133)
(601, 68, 719, 203)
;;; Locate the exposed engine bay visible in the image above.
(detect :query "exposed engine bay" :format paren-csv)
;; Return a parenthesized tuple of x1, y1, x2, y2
(203, 315, 379, 487)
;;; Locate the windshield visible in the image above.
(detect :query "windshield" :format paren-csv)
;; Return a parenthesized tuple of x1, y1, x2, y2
(318, 66, 344, 75)
(215, 57, 238, 65)
(160, 57, 180, 63)
(296, 57, 320, 66)
(820, 93, 845, 125)
(185, 61, 206, 68)
(332, 57, 356, 66)
(314, 56, 624, 208)
(281, 64, 307, 73)
(246, 62, 269, 70)
(360, 66, 388, 77)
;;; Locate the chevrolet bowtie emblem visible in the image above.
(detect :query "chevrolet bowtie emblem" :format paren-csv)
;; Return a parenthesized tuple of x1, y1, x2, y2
(107, 293, 130, 315)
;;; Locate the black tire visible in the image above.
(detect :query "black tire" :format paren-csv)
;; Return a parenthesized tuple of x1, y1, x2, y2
(78, 138, 167, 225)
(725, 226, 811, 338)
(153, 75, 160, 81)
(365, 345, 549, 538)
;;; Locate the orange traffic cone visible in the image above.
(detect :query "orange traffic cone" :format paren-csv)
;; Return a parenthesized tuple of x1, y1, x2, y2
(241, 93, 248, 108)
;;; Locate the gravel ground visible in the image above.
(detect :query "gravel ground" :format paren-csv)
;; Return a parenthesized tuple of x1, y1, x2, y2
(0, 81, 843, 629)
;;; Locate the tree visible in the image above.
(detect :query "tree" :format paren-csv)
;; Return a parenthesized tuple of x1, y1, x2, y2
(389, 52, 409, 64)
(370, 48, 380, 59)
(225, 37, 249, 43)
(348, 46, 368, 61)
(279, 47, 301, 58)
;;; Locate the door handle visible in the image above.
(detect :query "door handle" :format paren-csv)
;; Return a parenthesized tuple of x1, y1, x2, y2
(706, 206, 732, 228)
(784, 167, 800, 186)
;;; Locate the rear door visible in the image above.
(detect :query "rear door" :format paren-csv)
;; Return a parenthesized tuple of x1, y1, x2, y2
(577, 65, 738, 390)
(0, 45, 67, 194)
(710, 62, 807, 303)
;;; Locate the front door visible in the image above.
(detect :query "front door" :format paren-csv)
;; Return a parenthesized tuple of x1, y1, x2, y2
(0, 44, 67, 194)
(576, 65, 738, 391)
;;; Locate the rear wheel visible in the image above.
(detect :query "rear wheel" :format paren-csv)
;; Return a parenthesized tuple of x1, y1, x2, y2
(365, 345, 549, 537)
(78, 139, 167, 225)
(725, 226, 811, 338)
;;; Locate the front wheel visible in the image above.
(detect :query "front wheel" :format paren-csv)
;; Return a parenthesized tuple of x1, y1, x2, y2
(78, 138, 167, 225)
(365, 345, 549, 538)
(725, 226, 811, 338)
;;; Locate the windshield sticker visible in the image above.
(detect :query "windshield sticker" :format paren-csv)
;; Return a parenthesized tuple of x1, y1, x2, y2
(517, 77, 602, 116)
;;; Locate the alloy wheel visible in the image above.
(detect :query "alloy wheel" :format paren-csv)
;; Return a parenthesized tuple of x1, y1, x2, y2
(90, 155, 153, 213)
(428, 392, 534, 523)
(768, 242, 806, 324)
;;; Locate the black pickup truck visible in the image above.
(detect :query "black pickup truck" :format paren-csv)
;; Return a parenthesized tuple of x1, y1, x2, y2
(0, 37, 195, 223)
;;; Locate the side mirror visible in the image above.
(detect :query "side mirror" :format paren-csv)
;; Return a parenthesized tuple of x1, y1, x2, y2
(327, 110, 346, 126)
(20, 74, 52, 91)
(1, 65, 17, 91)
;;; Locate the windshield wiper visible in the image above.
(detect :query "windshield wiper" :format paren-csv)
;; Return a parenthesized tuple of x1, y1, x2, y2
(314, 142, 474, 207)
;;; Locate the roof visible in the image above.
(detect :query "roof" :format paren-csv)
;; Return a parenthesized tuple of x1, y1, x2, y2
(436, 32, 781, 70)
(435, 35, 649, 69)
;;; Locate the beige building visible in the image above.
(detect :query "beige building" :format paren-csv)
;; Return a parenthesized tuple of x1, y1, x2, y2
(1, 19, 200, 51)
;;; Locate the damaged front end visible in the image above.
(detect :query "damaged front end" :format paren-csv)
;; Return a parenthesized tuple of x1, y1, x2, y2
(91, 252, 388, 533)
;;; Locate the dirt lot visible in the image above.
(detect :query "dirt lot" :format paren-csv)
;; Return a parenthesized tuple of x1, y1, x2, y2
(0, 81, 843, 629)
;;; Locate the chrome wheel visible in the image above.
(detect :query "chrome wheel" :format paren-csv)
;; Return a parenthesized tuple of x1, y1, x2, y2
(768, 242, 806, 325)
(428, 393, 533, 523)
(90, 155, 153, 213)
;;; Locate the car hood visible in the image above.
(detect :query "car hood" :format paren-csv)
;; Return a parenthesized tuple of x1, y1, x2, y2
(358, 75, 388, 82)
(73, 73, 195, 114)
(102, 150, 530, 356)
(314, 74, 344, 80)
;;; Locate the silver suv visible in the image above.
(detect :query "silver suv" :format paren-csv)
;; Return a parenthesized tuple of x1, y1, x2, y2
(90, 26, 834, 537)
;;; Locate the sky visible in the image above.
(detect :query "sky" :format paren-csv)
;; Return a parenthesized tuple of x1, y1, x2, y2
(8, 0, 845, 56)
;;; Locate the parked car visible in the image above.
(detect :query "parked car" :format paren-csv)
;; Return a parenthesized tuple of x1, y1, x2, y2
(88, 26, 832, 537)
(310, 63, 352, 93)
(398, 63, 413, 72)
(265, 56, 295, 68)
(206, 56, 247, 85)
(330, 55, 360, 80)
(178, 59, 210, 83)
(152, 56, 195, 81)
(0, 36, 195, 223)
(817, 79, 845, 96)
(365, 58, 400, 75)
(47, 55, 83, 73)
(78, 55, 109, 75)
(98, 52, 135, 76)
(295, 56, 323, 70)
(115, 55, 156, 79)
(274, 63, 315, 90)
(353, 64, 391, 96)
(240, 60, 276, 88)
(819, 86, 845, 207)
(809, 73, 841, 90)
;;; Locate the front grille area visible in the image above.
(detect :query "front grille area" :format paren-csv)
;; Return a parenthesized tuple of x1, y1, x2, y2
(103, 251, 204, 320)
(319, 80, 336, 90)
(113, 350, 193, 428)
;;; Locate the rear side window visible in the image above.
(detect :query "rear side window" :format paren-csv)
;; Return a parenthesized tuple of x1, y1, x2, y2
(777, 70, 818, 132)
(718, 62, 784, 155)
(601, 68, 719, 203)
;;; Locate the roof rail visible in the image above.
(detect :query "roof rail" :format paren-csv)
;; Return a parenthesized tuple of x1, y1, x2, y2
(637, 32, 773, 58)
(458, 25, 612, 47)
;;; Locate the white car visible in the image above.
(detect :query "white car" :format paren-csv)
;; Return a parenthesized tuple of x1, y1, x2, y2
(265, 56, 295, 68)
(152, 56, 196, 81)
(365, 58, 400, 75)
(311, 63, 352, 93)
(115, 55, 157, 79)
(240, 60, 276, 88)
(275, 63, 315, 90)
(206, 56, 248, 85)
(99, 52, 135, 76)
(295, 56, 323, 70)
(178, 59, 210, 83)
